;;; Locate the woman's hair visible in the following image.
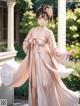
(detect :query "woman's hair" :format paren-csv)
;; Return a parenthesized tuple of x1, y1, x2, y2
(36, 5, 53, 20)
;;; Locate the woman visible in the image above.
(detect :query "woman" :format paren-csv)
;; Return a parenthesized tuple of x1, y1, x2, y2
(7, 5, 79, 106)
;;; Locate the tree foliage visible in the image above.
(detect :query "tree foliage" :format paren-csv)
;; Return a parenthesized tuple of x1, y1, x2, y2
(66, 8, 80, 45)
(15, 0, 32, 12)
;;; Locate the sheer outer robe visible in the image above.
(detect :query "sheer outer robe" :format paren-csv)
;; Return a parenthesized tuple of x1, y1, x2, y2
(8, 28, 69, 87)
(8, 28, 79, 106)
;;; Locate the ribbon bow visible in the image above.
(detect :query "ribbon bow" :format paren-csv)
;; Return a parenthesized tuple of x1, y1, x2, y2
(29, 38, 38, 49)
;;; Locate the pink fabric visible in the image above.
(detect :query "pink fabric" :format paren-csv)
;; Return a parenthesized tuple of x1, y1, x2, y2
(9, 56, 29, 87)
(8, 28, 79, 106)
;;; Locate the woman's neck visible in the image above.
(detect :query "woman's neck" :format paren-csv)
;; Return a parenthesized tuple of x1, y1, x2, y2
(37, 25, 47, 29)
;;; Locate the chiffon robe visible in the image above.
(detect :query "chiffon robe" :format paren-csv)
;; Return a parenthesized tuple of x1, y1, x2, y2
(8, 28, 79, 106)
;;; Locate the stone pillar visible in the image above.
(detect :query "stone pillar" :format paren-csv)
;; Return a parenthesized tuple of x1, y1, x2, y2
(7, 0, 16, 51)
(58, 0, 66, 51)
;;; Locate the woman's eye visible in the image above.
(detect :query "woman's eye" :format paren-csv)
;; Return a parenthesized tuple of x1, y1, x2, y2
(45, 18, 48, 20)
(38, 17, 48, 20)
(38, 17, 41, 19)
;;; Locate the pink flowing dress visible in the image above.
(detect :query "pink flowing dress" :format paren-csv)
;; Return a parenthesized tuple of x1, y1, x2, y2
(9, 27, 79, 106)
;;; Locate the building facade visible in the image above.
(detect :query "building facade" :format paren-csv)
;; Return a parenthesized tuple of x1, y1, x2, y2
(0, 0, 20, 44)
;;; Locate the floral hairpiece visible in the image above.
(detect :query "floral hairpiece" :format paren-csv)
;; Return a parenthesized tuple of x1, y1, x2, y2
(43, 5, 53, 18)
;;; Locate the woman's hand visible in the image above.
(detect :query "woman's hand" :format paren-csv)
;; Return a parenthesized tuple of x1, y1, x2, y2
(68, 49, 77, 56)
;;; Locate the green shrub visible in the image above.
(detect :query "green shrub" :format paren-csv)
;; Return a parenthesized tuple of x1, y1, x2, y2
(20, 11, 37, 42)
(66, 8, 80, 45)
(67, 61, 80, 76)
(66, 44, 80, 61)
(14, 80, 29, 99)
(63, 74, 80, 91)
(15, 44, 25, 61)
(48, 19, 58, 39)
(62, 61, 80, 91)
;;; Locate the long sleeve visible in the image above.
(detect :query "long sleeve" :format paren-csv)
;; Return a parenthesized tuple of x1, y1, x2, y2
(48, 31, 70, 66)
(7, 56, 29, 88)
(23, 28, 34, 54)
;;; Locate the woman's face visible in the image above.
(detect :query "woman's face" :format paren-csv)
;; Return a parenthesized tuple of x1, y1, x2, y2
(37, 14, 49, 27)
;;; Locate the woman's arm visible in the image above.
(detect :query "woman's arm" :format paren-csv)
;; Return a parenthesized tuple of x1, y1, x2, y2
(48, 30, 70, 65)
(23, 28, 34, 54)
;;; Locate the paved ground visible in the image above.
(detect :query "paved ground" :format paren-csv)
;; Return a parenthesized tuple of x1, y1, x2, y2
(9, 98, 80, 106)
(9, 99, 28, 106)
(8, 91, 80, 106)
